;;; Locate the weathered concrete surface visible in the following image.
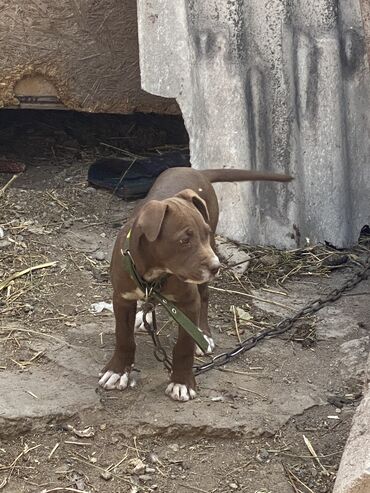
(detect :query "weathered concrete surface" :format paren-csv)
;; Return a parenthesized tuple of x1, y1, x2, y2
(0, 365, 100, 438)
(138, 0, 370, 248)
(1, 273, 369, 441)
(333, 354, 370, 493)
(0, 0, 178, 114)
(253, 272, 370, 493)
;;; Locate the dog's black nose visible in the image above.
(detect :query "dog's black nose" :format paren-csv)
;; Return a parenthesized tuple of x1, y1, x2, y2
(209, 256, 221, 276)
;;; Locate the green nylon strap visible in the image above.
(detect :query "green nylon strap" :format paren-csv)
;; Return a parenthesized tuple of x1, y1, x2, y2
(122, 230, 209, 354)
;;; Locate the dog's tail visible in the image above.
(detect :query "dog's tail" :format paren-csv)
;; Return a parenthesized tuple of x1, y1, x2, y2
(201, 168, 292, 183)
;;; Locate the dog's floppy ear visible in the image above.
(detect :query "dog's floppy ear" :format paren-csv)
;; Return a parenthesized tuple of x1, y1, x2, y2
(175, 189, 210, 223)
(137, 200, 168, 242)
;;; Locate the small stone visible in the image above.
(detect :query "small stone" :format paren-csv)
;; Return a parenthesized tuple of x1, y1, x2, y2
(139, 475, 152, 482)
(64, 219, 73, 228)
(93, 251, 106, 261)
(145, 467, 156, 473)
(133, 464, 146, 474)
(256, 448, 269, 463)
(0, 239, 11, 249)
(229, 483, 238, 490)
(130, 458, 146, 474)
(259, 254, 278, 266)
(148, 453, 160, 464)
(168, 444, 179, 452)
(100, 423, 107, 430)
(100, 470, 112, 481)
(85, 186, 97, 193)
(90, 457, 97, 463)
(151, 485, 158, 490)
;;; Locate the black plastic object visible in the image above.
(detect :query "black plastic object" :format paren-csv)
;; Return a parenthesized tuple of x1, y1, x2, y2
(87, 151, 190, 200)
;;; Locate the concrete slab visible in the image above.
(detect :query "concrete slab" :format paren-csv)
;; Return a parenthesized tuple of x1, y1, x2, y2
(0, 366, 100, 438)
(333, 354, 370, 493)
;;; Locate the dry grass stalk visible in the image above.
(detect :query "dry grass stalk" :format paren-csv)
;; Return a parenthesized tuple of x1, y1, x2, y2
(40, 488, 88, 493)
(237, 386, 267, 400)
(48, 443, 60, 460)
(71, 455, 140, 489)
(284, 465, 316, 493)
(106, 452, 128, 472)
(219, 368, 263, 376)
(64, 441, 92, 447)
(209, 286, 293, 310)
(0, 327, 66, 344)
(0, 174, 18, 197)
(0, 261, 57, 291)
(25, 390, 38, 399)
(178, 483, 210, 493)
(303, 435, 330, 476)
(231, 305, 242, 343)
(46, 191, 69, 210)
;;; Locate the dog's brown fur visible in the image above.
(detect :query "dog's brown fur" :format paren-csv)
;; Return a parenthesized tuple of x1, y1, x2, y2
(99, 167, 291, 401)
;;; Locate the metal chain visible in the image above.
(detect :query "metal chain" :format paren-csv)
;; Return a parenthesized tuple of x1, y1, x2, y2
(142, 301, 173, 372)
(142, 257, 369, 376)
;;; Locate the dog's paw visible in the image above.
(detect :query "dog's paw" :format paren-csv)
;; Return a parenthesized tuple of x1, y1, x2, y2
(134, 310, 152, 333)
(165, 382, 196, 402)
(98, 370, 137, 390)
(195, 335, 215, 356)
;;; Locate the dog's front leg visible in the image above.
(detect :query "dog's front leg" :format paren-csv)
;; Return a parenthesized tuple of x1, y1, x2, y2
(165, 294, 200, 402)
(99, 293, 137, 390)
(195, 282, 215, 356)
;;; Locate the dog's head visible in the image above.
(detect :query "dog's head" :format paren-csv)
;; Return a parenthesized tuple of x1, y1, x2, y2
(134, 189, 220, 283)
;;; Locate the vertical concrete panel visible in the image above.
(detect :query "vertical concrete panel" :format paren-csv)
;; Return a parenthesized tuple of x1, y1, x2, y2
(138, 0, 370, 248)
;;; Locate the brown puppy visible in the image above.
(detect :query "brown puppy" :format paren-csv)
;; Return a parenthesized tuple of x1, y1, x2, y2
(99, 167, 291, 401)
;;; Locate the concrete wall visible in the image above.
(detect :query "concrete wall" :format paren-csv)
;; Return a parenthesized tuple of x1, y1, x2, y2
(138, 0, 370, 248)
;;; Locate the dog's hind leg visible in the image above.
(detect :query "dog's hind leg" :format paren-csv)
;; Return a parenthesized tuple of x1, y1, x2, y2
(134, 301, 152, 332)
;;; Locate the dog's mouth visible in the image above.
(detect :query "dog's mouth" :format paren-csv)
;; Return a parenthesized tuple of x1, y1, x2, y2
(176, 270, 218, 284)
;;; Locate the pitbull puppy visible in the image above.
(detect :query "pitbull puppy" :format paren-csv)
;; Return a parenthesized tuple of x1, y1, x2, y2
(99, 167, 291, 401)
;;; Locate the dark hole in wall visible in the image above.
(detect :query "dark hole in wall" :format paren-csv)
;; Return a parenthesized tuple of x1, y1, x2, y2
(359, 225, 370, 246)
(0, 109, 189, 174)
(0, 109, 190, 199)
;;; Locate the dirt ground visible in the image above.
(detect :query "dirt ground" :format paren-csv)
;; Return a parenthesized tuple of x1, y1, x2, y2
(0, 110, 369, 493)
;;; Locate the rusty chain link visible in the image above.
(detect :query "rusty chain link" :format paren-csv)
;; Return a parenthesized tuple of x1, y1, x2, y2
(142, 302, 173, 372)
(142, 256, 369, 376)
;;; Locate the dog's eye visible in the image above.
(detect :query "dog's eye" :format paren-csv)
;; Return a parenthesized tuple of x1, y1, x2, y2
(179, 237, 190, 245)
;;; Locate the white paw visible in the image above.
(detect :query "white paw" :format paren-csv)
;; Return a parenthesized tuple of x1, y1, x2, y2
(134, 310, 152, 332)
(98, 370, 137, 390)
(195, 335, 215, 356)
(165, 382, 196, 402)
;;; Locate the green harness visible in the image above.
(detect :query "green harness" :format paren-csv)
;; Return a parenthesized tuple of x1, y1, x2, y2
(121, 230, 210, 354)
